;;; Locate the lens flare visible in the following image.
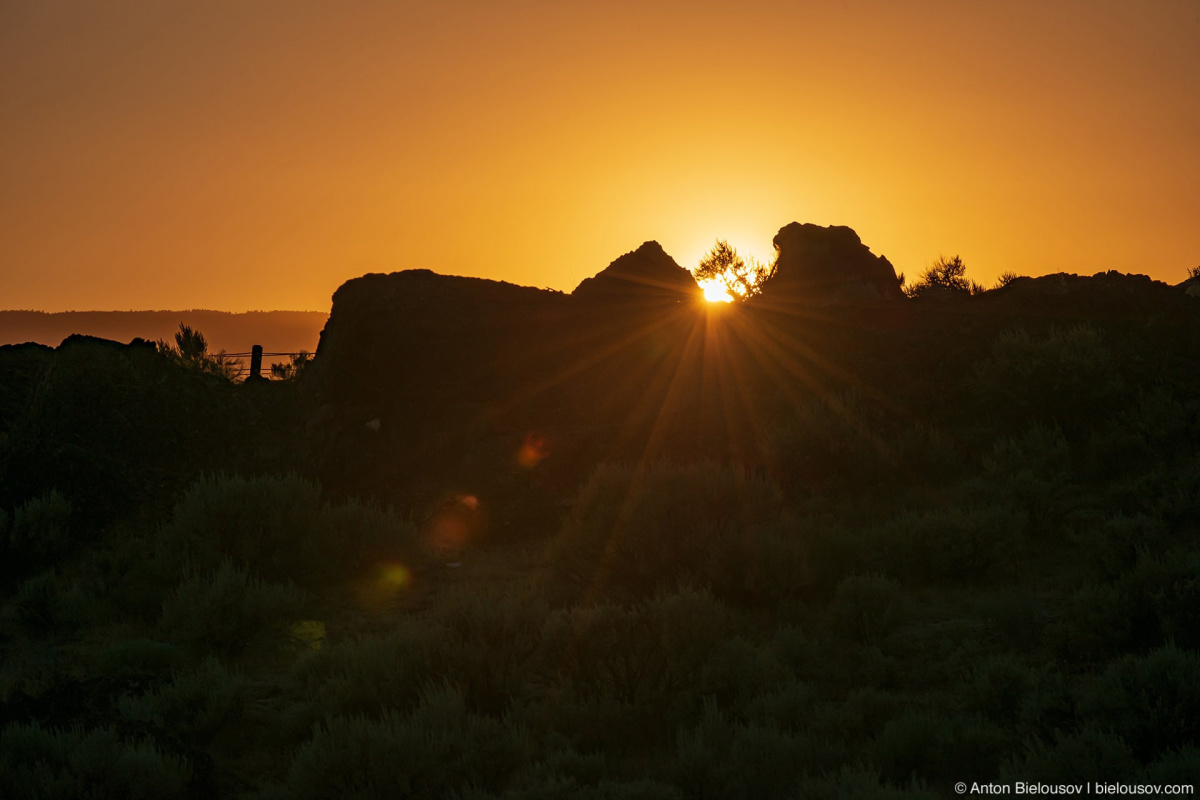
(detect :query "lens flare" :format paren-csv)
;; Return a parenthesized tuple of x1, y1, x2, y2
(699, 278, 734, 303)
(289, 619, 327, 650)
(379, 562, 412, 588)
(354, 560, 414, 609)
(421, 493, 485, 559)
(516, 432, 551, 467)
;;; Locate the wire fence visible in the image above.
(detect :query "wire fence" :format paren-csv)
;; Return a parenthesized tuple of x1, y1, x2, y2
(221, 351, 309, 381)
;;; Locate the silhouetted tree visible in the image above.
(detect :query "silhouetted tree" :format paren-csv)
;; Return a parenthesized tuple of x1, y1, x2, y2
(271, 351, 313, 381)
(695, 239, 776, 302)
(156, 323, 238, 380)
(903, 254, 984, 298)
(991, 270, 1024, 290)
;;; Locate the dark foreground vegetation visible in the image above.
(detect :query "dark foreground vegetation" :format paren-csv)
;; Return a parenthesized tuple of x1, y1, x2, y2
(2, 224, 1199, 798)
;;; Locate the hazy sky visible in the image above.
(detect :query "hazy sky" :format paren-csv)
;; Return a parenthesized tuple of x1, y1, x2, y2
(2, 0, 1197, 311)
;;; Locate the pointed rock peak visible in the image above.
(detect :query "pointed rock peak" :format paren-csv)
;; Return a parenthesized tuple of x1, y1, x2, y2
(572, 242, 702, 303)
(633, 240, 668, 255)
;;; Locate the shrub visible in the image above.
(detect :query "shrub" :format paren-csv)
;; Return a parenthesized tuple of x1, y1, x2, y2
(1144, 747, 1200, 784)
(1125, 550, 1200, 650)
(155, 323, 237, 380)
(1001, 727, 1139, 783)
(792, 766, 939, 800)
(800, 517, 873, 592)
(315, 497, 416, 578)
(807, 689, 906, 760)
(274, 686, 529, 800)
(765, 393, 886, 489)
(1085, 388, 1198, 481)
(994, 271, 1022, 289)
(675, 700, 817, 800)
(505, 749, 683, 799)
(118, 659, 247, 746)
(983, 425, 1071, 531)
(270, 351, 313, 381)
(433, 587, 549, 714)
(507, 777, 682, 800)
(159, 560, 304, 657)
(887, 425, 962, 482)
(1080, 514, 1168, 582)
(743, 679, 813, 730)
(0, 722, 192, 799)
(3, 490, 73, 573)
(92, 639, 185, 678)
(826, 573, 904, 645)
(1153, 452, 1200, 525)
(1079, 645, 1200, 759)
(288, 618, 444, 726)
(766, 399, 958, 492)
(961, 654, 1032, 715)
(291, 587, 546, 725)
(531, 585, 766, 748)
(12, 569, 97, 631)
(539, 586, 731, 713)
(870, 710, 1006, 785)
(545, 460, 783, 600)
(696, 636, 790, 716)
(160, 473, 416, 587)
(156, 473, 320, 583)
(975, 325, 1124, 431)
(960, 654, 1039, 727)
(903, 255, 983, 298)
(979, 588, 1045, 649)
(734, 515, 812, 604)
(1050, 550, 1200, 663)
(1045, 581, 1137, 665)
(878, 503, 1025, 583)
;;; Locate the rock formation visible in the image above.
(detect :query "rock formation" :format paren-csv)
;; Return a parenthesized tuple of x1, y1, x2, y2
(572, 241, 702, 304)
(756, 223, 904, 305)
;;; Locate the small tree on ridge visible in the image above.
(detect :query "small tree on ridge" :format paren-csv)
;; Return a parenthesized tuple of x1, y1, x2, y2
(695, 239, 776, 302)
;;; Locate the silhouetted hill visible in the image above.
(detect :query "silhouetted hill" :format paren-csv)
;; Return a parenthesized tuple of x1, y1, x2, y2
(5, 223, 1200, 797)
(308, 267, 707, 523)
(571, 241, 702, 304)
(301, 227, 1200, 526)
(0, 335, 295, 527)
(0, 309, 327, 354)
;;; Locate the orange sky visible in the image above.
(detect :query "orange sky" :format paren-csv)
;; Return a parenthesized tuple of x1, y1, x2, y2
(2, 0, 1197, 311)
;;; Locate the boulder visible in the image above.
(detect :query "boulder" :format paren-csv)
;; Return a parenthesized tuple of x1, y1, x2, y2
(572, 241, 702, 304)
(313, 269, 571, 410)
(757, 223, 904, 305)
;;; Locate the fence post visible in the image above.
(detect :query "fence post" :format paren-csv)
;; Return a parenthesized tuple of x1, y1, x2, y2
(249, 344, 264, 381)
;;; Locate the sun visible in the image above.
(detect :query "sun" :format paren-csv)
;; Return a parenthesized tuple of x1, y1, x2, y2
(692, 240, 775, 303)
(699, 278, 734, 303)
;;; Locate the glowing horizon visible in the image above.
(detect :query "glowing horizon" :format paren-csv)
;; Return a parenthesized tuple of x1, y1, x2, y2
(1, 1, 1196, 312)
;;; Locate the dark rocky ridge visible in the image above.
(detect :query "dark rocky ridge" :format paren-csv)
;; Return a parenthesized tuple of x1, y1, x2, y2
(571, 241, 703, 304)
(758, 222, 905, 306)
(303, 223, 916, 516)
(303, 228, 1200, 526)
(0, 336, 294, 526)
(5, 223, 1198, 535)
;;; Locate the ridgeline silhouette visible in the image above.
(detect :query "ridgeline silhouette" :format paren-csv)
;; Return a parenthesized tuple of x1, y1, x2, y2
(2, 221, 1200, 796)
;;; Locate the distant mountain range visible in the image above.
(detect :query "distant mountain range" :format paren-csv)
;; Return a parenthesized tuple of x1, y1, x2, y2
(0, 310, 328, 355)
